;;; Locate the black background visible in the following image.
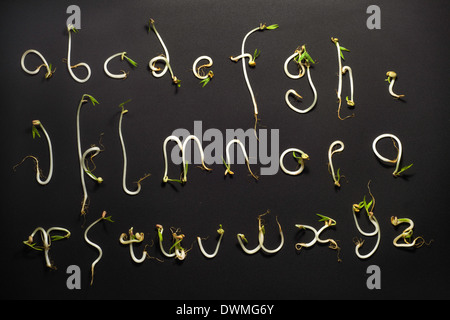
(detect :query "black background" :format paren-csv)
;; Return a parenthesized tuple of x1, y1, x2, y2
(1, 0, 449, 301)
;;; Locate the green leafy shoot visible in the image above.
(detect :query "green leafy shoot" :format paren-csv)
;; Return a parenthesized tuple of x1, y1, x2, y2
(51, 234, 69, 242)
(265, 24, 279, 30)
(148, 19, 155, 33)
(23, 241, 43, 251)
(32, 125, 41, 139)
(222, 157, 232, 172)
(118, 99, 132, 112)
(123, 55, 138, 67)
(84, 94, 99, 106)
(169, 238, 184, 253)
(395, 163, 413, 176)
(157, 228, 163, 242)
(200, 77, 211, 87)
(336, 168, 341, 184)
(339, 46, 350, 60)
(253, 48, 261, 61)
(102, 215, 114, 223)
(240, 234, 249, 244)
(316, 214, 336, 226)
(358, 196, 373, 215)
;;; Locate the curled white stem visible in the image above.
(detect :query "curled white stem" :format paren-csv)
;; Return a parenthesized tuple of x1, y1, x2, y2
(391, 217, 428, 248)
(294, 224, 318, 250)
(181, 135, 211, 183)
(193, 55, 213, 79)
(285, 65, 317, 114)
(197, 225, 225, 259)
(162, 135, 183, 183)
(237, 233, 261, 255)
(328, 140, 344, 187)
(148, 19, 170, 78)
(386, 71, 405, 99)
(279, 148, 309, 176)
(372, 133, 403, 176)
(283, 50, 305, 79)
(224, 139, 258, 180)
(66, 25, 91, 83)
(342, 66, 354, 106)
(104, 52, 136, 79)
(155, 225, 176, 258)
(21, 49, 54, 78)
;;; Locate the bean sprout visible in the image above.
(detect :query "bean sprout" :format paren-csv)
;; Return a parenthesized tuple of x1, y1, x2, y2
(284, 45, 318, 114)
(331, 37, 354, 120)
(23, 226, 70, 269)
(223, 139, 258, 180)
(372, 133, 413, 177)
(148, 19, 180, 87)
(257, 211, 284, 254)
(295, 214, 341, 261)
(118, 101, 150, 195)
(230, 23, 279, 135)
(385, 71, 405, 99)
(155, 224, 188, 260)
(84, 211, 114, 285)
(20, 49, 55, 79)
(66, 24, 91, 83)
(352, 181, 380, 259)
(14, 120, 53, 185)
(104, 52, 138, 79)
(197, 225, 225, 259)
(162, 135, 183, 183)
(279, 148, 309, 176)
(76, 94, 101, 215)
(328, 140, 344, 187)
(193, 55, 214, 87)
(391, 217, 430, 248)
(119, 227, 148, 263)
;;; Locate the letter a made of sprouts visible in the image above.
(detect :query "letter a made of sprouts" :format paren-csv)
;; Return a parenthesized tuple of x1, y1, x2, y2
(284, 45, 318, 114)
(372, 133, 413, 177)
(104, 52, 138, 79)
(84, 211, 114, 285)
(223, 139, 258, 180)
(237, 211, 284, 255)
(230, 23, 279, 135)
(155, 224, 189, 260)
(148, 19, 181, 87)
(118, 100, 150, 195)
(14, 120, 53, 185)
(21, 49, 55, 79)
(352, 181, 380, 260)
(331, 37, 354, 120)
(295, 214, 341, 262)
(66, 24, 91, 83)
(391, 216, 431, 249)
(23, 226, 71, 269)
(76, 94, 103, 215)
(193, 55, 214, 87)
(197, 225, 225, 259)
(279, 148, 309, 176)
(385, 71, 405, 99)
(328, 140, 344, 187)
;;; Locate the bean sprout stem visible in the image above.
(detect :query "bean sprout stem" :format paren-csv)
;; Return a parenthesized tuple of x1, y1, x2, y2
(119, 227, 148, 263)
(155, 224, 188, 260)
(385, 71, 405, 99)
(76, 94, 100, 215)
(118, 101, 150, 195)
(224, 139, 258, 180)
(66, 24, 91, 83)
(230, 23, 279, 135)
(279, 148, 309, 176)
(23, 226, 71, 269)
(162, 135, 183, 183)
(391, 217, 430, 248)
(20, 49, 55, 79)
(331, 37, 354, 120)
(328, 140, 344, 187)
(352, 181, 380, 259)
(104, 52, 138, 79)
(148, 19, 180, 87)
(14, 120, 54, 185)
(257, 211, 284, 254)
(193, 55, 214, 87)
(197, 225, 225, 259)
(372, 133, 413, 177)
(294, 224, 318, 250)
(84, 211, 114, 285)
(284, 45, 318, 114)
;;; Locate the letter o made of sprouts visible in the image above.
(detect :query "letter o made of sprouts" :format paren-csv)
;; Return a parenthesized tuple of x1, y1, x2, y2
(21, 49, 55, 79)
(372, 133, 413, 177)
(279, 148, 309, 176)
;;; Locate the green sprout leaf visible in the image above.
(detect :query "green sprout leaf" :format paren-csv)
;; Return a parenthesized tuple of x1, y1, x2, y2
(396, 163, 413, 176)
(339, 46, 350, 60)
(118, 99, 132, 111)
(316, 213, 332, 222)
(265, 24, 279, 30)
(84, 94, 99, 106)
(200, 77, 211, 87)
(123, 55, 138, 67)
(32, 125, 41, 139)
(103, 216, 114, 223)
(51, 235, 68, 241)
(253, 48, 261, 61)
